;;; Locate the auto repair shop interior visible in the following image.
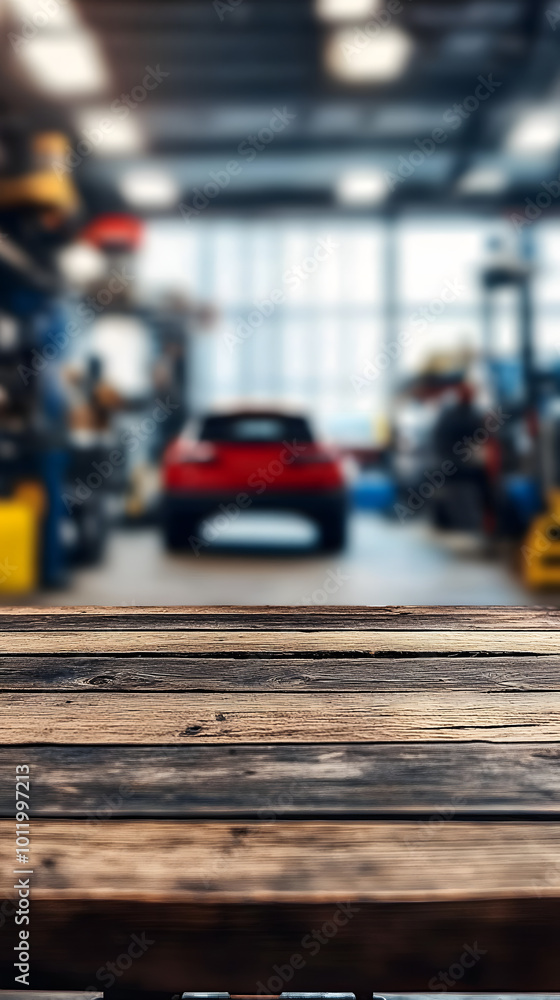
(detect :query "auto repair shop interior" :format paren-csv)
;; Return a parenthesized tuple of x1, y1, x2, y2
(1, 0, 560, 606)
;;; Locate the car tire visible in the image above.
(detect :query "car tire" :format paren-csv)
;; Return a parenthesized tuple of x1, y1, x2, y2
(318, 506, 348, 552)
(163, 513, 198, 551)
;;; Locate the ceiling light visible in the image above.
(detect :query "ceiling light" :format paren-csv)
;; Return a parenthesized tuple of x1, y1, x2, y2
(457, 166, 509, 195)
(15, 30, 109, 96)
(314, 0, 380, 22)
(120, 170, 180, 209)
(7, 0, 77, 29)
(76, 108, 144, 156)
(507, 110, 560, 155)
(337, 169, 387, 204)
(325, 26, 412, 82)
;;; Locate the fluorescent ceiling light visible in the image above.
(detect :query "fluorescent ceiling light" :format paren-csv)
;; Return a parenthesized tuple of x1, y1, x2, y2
(7, 0, 77, 29)
(337, 169, 387, 204)
(120, 170, 180, 209)
(507, 110, 560, 155)
(15, 30, 109, 96)
(76, 108, 144, 156)
(457, 166, 509, 195)
(325, 26, 412, 82)
(315, 0, 380, 22)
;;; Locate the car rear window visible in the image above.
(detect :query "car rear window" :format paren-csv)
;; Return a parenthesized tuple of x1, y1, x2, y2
(199, 415, 313, 443)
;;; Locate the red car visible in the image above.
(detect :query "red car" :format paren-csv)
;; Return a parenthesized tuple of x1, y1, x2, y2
(162, 409, 348, 551)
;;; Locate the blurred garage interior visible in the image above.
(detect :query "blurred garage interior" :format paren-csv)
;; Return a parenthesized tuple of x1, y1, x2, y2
(1, 0, 560, 605)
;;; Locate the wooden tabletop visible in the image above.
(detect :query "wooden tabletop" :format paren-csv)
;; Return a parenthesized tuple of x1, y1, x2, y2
(1, 606, 560, 994)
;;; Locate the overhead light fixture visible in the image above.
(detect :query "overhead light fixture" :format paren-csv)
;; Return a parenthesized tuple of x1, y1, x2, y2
(7, 0, 77, 29)
(337, 169, 387, 204)
(457, 166, 509, 195)
(15, 29, 109, 96)
(76, 108, 144, 156)
(507, 109, 560, 155)
(119, 170, 180, 209)
(314, 0, 380, 22)
(325, 26, 412, 82)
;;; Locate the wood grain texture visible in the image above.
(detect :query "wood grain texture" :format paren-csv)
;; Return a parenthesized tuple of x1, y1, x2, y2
(3, 628, 560, 655)
(3, 605, 560, 630)
(3, 897, 560, 992)
(2, 654, 560, 692)
(2, 690, 560, 743)
(2, 744, 560, 817)
(2, 819, 560, 902)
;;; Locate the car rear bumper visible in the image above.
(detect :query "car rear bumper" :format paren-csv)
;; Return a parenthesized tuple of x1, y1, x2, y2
(163, 488, 347, 521)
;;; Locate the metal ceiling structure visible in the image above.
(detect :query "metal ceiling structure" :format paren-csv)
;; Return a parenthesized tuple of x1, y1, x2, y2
(1, 0, 559, 215)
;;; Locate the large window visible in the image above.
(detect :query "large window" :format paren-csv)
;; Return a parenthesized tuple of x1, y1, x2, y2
(138, 215, 560, 443)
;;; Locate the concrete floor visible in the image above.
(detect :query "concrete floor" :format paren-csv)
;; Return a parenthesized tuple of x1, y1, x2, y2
(46, 511, 533, 607)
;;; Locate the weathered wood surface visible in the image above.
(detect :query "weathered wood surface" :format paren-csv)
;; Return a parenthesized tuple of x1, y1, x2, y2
(2, 606, 560, 992)
(4, 628, 560, 655)
(2, 819, 559, 901)
(3, 605, 560, 630)
(2, 653, 560, 691)
(3, 690, 560, 743)
(2, 744, 560, 817)
(3, 898, 560, 992)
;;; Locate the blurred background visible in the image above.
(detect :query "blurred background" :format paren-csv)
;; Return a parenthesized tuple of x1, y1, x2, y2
(2, 0, 560, 605)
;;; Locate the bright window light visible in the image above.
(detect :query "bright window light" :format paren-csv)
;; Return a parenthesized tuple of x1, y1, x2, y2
(507, 110, 560, 155)
(325, 26, 412, 82)
(337, 169, 387, 204)
(120, 170, 180, 209)
(457, 166, 509, 195)
(76, 108, 144, 156)
(315, 0, 380, 22)
(15, 30, 109, 96)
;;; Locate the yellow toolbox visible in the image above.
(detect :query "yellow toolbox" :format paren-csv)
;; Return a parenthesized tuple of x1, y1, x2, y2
(0, 497, 40, 594)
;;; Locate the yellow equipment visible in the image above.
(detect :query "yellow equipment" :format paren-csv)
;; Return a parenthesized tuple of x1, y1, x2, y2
(0, 495, 41, 594)
(522, 489, 560, 588)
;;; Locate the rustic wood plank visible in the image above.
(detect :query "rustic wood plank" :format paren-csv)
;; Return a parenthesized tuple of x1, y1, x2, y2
(2, 744, 560, 817)
(2, 654, 560, 692)
(2, 605, 560, 630)
(3, 629, 560, 655)
(3, 897, 560, 992)
(2, 690, 560, 743)
(2, 819, 560, 901)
